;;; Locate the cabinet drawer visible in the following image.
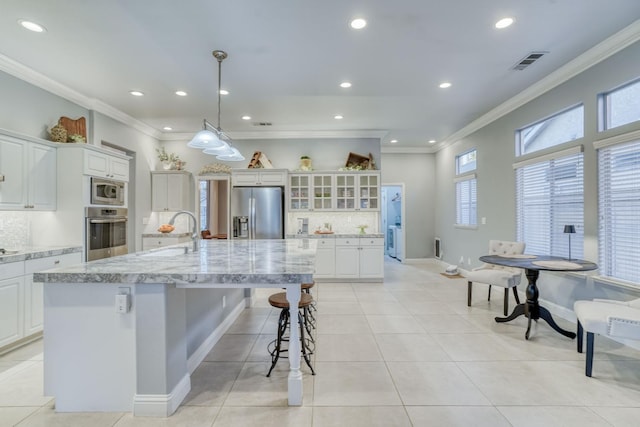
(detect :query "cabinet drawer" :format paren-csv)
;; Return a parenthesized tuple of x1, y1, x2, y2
(0, 261, 25, 281)
(359, 238, 384, 247)
(315, 239, 335, 248)
(335, 238, 358, 246)
(26, 252, 82, 275)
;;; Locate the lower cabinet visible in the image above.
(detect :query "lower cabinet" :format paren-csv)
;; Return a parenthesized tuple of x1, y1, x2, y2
(142, 235, 193, 251)
(0, 251, 81, 351)
(312, 236, 384, 281)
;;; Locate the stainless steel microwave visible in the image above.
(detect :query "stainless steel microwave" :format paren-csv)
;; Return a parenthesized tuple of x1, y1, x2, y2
(90, 177, 125, 206)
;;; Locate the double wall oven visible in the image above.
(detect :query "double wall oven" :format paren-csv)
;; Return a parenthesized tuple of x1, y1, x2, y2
(85, 207, 128, 261)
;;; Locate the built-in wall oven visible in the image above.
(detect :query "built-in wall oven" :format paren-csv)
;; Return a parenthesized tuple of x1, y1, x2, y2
(85, 207, 128, 261)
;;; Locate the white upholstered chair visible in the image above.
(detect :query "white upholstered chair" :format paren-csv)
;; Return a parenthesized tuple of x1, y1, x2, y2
(466, 240, 525, 316)
(574, 298, 640, 377)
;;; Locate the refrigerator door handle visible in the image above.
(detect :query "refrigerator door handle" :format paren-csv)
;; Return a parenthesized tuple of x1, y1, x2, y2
(250, 196, 256, 239)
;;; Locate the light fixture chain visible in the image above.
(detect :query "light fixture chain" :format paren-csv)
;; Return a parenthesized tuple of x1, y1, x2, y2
(217, 55, 222, 130)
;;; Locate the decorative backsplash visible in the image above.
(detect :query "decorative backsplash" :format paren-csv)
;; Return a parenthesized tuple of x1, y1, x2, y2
(286, 211, 379, 235)
(142, 211, 193, 234)
(0, 211, 31, 249)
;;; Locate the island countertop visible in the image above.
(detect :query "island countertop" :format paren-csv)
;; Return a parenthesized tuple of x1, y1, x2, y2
(34, 239, 316, 285)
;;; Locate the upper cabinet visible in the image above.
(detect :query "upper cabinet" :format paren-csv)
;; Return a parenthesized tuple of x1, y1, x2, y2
(334, 172, 379, 211)
(288, 171, 379, 212)
(84, 150, 129, 181)
(0, 135, 56, 211)
(288, 173, 334, 211)
(231, 169, 287, 187)
(151, 171, 192, 212)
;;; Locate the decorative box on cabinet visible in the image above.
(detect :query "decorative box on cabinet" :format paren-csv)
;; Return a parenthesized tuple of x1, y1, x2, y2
(0, 135, 56, 210)
(232, 169, 287, 186)
(151, 171, 192, 212)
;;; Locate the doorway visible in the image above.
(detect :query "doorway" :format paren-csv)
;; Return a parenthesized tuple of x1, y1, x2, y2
(381, 184, 405, 262)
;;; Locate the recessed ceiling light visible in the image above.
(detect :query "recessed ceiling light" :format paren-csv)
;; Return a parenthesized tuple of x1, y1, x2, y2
(175, 90, 187, 96)
(340, 82, 352, 88)
(428, 139, 436, 144)
(18, 20, 46, 33)
(350, 18, 367, 30)
(495, 17, 514, 29)
(242, 115, 251, 120)
(334, 115, 344, 120)
(163, 126, 172, 131)
(390, 139, 398, 144)
(439, 82, 452, 89)
(129, 90, 144, 96)
(219, 89, 229, 95)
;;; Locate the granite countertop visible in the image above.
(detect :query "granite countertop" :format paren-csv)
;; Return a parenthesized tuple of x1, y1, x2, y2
(141, 232, 192, 238)
(0, 246, 83, 264)
(286, 233, 384, 239)
(34, 239, 316, 285)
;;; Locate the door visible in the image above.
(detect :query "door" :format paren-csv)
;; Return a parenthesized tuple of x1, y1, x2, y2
(253, 187, 283, 239)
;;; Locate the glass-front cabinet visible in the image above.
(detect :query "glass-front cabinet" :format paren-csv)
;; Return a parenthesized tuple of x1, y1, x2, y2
(358, 174, 379, 210)
(289, 174, 310, 211)
(335, 174, 356, 210)
(312, 174, 333, 210)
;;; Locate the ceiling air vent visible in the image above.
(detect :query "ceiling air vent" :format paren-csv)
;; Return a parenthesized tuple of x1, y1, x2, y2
(512, 51, 548, 71)
(252, 122, 272, 126)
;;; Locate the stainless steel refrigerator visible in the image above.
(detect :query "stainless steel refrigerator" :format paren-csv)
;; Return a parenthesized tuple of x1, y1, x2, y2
(231, 187, 284, 239)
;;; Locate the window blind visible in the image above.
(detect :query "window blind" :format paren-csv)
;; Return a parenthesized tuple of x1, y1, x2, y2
(598, 139, 640, 283)
(516, 152, 584, 257)
(456, 177, 477, 226)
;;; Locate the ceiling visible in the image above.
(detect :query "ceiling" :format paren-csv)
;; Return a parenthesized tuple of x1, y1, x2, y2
(0, 1, 639, 152)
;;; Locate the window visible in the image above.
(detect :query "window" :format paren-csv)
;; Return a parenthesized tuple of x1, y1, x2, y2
(199, 180, 209, 231)
(455, 149, 477, 226)
(516, 104, 584, 156)
(600, 77, 640, 131)
(515, 147, 584, 257)
(597, 138, 640, 283)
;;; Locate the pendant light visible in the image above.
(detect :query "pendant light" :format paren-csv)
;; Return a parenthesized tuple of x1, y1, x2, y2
(188, 50, 244, 161)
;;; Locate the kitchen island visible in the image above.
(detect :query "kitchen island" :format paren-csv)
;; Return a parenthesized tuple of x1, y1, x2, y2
(34, 239, 316, 416)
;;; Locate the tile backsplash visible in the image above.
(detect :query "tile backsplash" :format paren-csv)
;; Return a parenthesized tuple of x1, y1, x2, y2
(286, 211, 380, 235)
(0, 211, 31, 249)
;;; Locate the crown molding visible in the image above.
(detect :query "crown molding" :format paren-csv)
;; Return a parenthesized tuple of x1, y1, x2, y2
(0, 53, 161, 139)
(160, 129, 388, 141)
(439, 19, 640, 150)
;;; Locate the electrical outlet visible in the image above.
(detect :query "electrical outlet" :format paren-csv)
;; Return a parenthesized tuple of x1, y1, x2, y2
(481, 217, 487, 225)
(347, 216, 352, 223)
(116, 294, 130, 314)
(468, 257, 472, 267)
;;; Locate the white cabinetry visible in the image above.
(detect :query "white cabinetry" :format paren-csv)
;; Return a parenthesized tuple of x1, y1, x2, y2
(335, 172, 379, 211)
(151, 171, 192, 212)
(334, 237, 384, 279)
(314, 238, 336, 278)
(232, 170, 287, 186)
(0, 135, 56, 210)
(84, 150, 129, 181)
(142, 235, 193, 250)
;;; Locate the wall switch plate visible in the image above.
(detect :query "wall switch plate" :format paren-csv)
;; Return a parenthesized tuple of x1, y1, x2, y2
(481, 217, 487, 225)
(116, 294, 130, 313)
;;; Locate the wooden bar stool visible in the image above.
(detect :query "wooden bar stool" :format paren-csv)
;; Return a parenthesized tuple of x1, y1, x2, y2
(266, 292, 316, 377)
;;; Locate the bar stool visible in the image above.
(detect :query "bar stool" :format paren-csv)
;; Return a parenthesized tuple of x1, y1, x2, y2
(301, 281, 316, 330)
(266, 291, 316, 377)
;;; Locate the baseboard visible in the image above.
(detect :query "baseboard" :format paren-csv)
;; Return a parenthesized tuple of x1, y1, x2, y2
(186, 299, 246, 374)
(133, 373, 190, 417)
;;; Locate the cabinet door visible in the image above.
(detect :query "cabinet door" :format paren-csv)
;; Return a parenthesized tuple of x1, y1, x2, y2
(312, 174, 333, 210)
(165, 174, 189, 211)
(23, 275, 43, 336)
(0, 137, 27, 209)
(109, 157, 129, 181)
(0, 276, 24, 348)
(335, 174, 356, 210)
(84, 151, 109, 177)
(259, 171, 287, 186)
(358, 174, 379, 211)
(335, 239, 359, 278)
(314, 239, 336, 278)
(28, 143, 56, 210)
(289, 174, 311, 211)
(151, 173, 169, 211)
(232, 171, 260, 186)
(359, 241, 384, 279)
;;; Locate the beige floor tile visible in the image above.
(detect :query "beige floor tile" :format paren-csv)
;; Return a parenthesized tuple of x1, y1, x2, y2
(432, 333, 529, 361)
(316, 289, 358, 302)
(359, 300, 410, 315)
(246, 334, 276, 362)
(15, 402, 124, 427)
(406, 406, 512, 427)
(0, 340, 43, 363)
(313, 362, 402, 406)
(316, 314, 372, 335)
(354, 291, 398, 303)
(212, 406, 312, 427)
(204, 334, 258, 362)
(313, 406, 412, 427)
(497, 406, 612, 427)
(374, 334, 451, 361)
(114, 405, 219, 426)
(314, 301, 362, 315)
(396, 299, 458, 316)
(366, 315, 426, 334)
(590, 407, 640, 427)
(182, 362, 243, 406)
(414, 314, 484, 334)
(0, 407, 39, 427)
(0, 362, 51, 407)
(315, 334, 383, 361)
(224, 313, 268, 334)
(0, 361, 21, 375)
(224, 362, 314, 406)
(386, 361, 491, 406)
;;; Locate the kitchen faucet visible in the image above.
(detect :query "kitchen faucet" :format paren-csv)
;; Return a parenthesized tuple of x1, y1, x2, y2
(168, 210, 199, 252)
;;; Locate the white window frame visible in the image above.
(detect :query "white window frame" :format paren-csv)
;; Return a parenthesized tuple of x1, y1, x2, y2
(594, 130, 640, 285)
(516, 104, 584, 156)
(455, 149, 477, 228)
(514, 146, 584, 257)
(598, 77, 640, 131)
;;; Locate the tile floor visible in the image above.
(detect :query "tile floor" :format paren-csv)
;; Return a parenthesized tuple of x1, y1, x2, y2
(2, 259, 640, 426)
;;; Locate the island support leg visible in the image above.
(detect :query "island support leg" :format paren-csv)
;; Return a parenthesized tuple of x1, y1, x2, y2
(285, 284, 303, 406)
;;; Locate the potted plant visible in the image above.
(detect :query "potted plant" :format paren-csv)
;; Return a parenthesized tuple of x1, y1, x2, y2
(156, 147, 181, 170)
(300, 155, 312, 170)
